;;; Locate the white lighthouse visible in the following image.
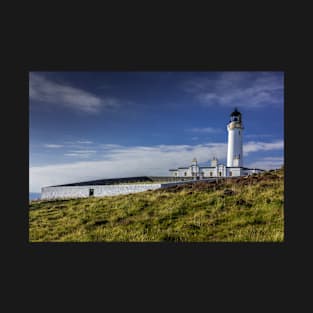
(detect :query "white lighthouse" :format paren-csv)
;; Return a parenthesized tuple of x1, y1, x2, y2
(169, 108, 265, 178)
(227, 108, 244, 167)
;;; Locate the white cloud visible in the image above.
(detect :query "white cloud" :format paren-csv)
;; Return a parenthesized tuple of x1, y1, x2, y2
(183, 72, 284, 109)
(99, 144, 123, 149)
(188, 127, 222, 133)
(76, 140, 93, 144)
(43, 144, 64, 148)
(64, 150, 97, 158)
(245, 134, 274, 138)
(68, 150, 97, 154)
(246, 157, 284, 170)
(30, 139, 284, 192)
(29, 73, 120, 113)
(64, 154, 93, 158)
(30, 143, 228, 191)
(243, 140, 284, 156)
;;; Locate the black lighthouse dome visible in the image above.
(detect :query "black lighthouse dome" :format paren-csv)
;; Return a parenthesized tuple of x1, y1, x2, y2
(230, 108, 241, 116)
(230, 108, 241, 122)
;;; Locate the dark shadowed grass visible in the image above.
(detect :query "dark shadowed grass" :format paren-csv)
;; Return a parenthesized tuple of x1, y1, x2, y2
(29, 168, 284, 242)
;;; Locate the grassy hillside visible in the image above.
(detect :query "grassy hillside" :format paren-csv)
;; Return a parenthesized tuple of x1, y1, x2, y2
(29, 168, 284, 242)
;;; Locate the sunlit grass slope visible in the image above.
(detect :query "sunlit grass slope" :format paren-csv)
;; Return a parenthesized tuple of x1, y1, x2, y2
(29, 168, 284, 242)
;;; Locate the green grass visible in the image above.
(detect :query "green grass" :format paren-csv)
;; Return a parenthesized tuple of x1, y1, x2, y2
(29, 168, 284, 242)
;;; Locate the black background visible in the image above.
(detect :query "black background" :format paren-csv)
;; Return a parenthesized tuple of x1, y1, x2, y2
(3, 4, 310, 312)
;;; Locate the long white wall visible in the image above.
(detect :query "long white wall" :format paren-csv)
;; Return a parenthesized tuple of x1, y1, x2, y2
(41, 180, 208, 201)
(41, 184, 162, 200)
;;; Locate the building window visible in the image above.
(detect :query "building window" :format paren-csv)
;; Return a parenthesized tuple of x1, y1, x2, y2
(210, 172, 213, 176)
(229, 171, 232, 176)
(219, 172, 222, 177)
(239, 131, 240, 135)
(89, 188, 94, 196)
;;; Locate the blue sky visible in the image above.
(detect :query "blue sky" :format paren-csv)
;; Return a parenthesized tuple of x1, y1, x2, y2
(29, 71, 284, 192)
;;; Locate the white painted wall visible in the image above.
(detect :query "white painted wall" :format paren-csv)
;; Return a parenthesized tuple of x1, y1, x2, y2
(201, 168, 217, 177)
(211, 159, 218, 167)
(226, 167, 242, 177)
(177, 168, 188, 176)
(217, 164, 226, 177)
(41, 180, 211, 201)
(41, 184, 162, 200)
(170, 166, 254, 178)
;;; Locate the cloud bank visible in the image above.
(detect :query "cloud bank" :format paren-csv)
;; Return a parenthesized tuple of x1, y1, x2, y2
(30, 140, 284, 192)
(188, 127, 222, 133)
(43, 144, 64, 148)
(246, 157, 284, 170)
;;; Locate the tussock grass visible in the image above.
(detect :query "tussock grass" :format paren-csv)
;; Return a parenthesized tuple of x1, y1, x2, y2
(29, 168, 284, 242)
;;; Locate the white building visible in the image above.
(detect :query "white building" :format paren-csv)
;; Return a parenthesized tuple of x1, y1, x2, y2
(169, 108, 264, 178)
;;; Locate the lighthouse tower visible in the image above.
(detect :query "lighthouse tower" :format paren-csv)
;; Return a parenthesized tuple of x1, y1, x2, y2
(227, 108, 244, 167)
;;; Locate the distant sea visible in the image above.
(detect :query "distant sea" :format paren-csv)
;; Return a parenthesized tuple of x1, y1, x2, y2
(29, 192, 41, 201)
